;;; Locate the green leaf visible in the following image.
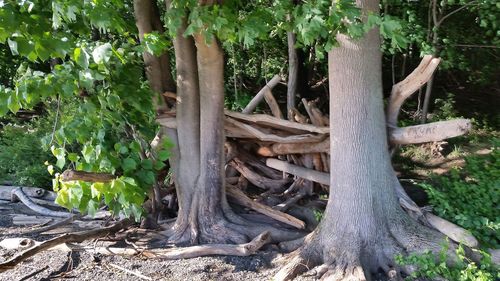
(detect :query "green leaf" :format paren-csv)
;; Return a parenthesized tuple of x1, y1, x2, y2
(51, 146, 66, 169)
(87, 199, 99, 217)
(47, 165, 54, 175)
(111, 178, 126, 192)
(141, 159, 153, 170)
(122, 157, 137, 172)
(68, 153, 79, 162)
(7, 38, 18, 55)
(7, 94, 20, 114)
(158, 150, 170, 161)
(73, 47, 89, 69)
(154, 161, 166, 171)
(82, 145, 94, 163)
(92, 43, 112, 64)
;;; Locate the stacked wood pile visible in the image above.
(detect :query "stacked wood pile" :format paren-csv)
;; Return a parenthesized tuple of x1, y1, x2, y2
(158, 74, 334, 231)
(156, 56, 476, 244)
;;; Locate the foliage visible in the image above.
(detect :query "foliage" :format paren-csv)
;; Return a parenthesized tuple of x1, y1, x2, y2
(396, 242, 499, 281)
(0, 1, 173, 220)
(0, 115, 53, 187)
(420, 139, 500, 247)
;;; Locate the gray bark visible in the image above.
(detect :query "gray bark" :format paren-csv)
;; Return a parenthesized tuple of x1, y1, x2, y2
(287, 32, 298, 120)
(275, 1, 450, 279)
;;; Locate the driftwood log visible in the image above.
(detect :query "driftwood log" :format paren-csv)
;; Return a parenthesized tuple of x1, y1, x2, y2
(10, 187, 73, 218)
(0, 219, 132, 273)
(142, 231, 271, 259)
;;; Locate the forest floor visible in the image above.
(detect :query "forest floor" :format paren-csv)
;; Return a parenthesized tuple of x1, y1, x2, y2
(0, 133, 496, 281)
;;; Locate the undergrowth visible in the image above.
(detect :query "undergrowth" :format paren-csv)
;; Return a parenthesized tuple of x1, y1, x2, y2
(396, 242, 499, 281)
(420, 139, 499, 248)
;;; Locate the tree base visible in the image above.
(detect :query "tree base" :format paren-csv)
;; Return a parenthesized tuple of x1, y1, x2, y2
(274, 215, 454, 281)
(163, 200, 305, 246)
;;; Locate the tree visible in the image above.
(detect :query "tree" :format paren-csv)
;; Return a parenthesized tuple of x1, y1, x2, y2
(274, 0, 471, 279)
(0, 1, 477, 279)
(157, 0, 302, 244)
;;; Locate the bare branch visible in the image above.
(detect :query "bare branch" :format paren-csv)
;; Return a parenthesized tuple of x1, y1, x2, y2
(61, 170, 115, 183)
(242, 75, 282, 114)
(389, 119, 472, 145)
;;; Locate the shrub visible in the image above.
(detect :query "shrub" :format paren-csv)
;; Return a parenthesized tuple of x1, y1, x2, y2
(0, 116, 53, 188)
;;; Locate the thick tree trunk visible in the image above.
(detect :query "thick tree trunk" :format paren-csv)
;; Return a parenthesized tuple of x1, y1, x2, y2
(275, 1, 451, 280)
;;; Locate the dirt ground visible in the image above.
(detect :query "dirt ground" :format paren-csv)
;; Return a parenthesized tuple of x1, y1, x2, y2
(0, 203, 321, 281)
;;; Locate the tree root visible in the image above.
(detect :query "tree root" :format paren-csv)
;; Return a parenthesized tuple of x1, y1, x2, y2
(274, 222, 456, 281)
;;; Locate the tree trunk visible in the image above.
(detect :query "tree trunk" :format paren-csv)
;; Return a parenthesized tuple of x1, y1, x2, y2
(133, 0, 175, 108)
(275, 1, 451, 280)
(164, 1, 302, 245)
(287, 31, 298, 120)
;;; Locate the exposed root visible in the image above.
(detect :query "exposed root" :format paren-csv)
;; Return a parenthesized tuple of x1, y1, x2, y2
(274, 219, 459, 281)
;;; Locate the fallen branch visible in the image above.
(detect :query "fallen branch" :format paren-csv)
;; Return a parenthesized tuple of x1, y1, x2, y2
(226, 110, 329, 135)
(230, 158, 290, 191)
(142, 231, 271, 259)
(425, 213, 478, 248)
(257, 138, 330, 157)
(19, 213, 84, 235)
(242, 74, 282, 114)
(11, 187, 73, 218)
(266, 159, 330, 185)
(226, 185, 305, 229)
(0, 186, 56, 201)
(61, 170, 116, 183)
(226, 118, 325, 144)
(389, 119, 472, 145)
(0, 219, 132, 272)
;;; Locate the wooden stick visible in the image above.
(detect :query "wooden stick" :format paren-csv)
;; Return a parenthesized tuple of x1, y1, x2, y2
(108, 263, 152, 280)
(242, 75, 282, 114)
(226, 185, 305, 229)
(266, 159, 329, 185)
(142, 231, 271, 259)
(61, 170, 116, 183)
(11, 187, 73, 218)
(0, 219, 132, 272)
(389, 119, 472, 145)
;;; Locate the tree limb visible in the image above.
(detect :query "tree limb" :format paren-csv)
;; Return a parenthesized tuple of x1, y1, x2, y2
(61, 170, 116, 183)
(386, 55, 440, 127)
(242, 75, 282, 114)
